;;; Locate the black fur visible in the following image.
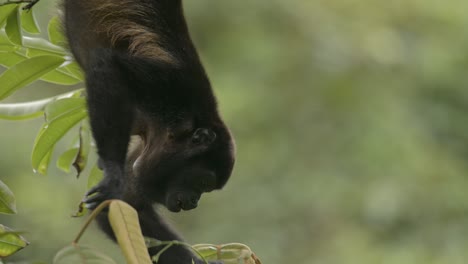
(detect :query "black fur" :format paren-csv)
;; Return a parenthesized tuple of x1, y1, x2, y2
(63, 0, 234, 263)
(95, 138, 224, 263)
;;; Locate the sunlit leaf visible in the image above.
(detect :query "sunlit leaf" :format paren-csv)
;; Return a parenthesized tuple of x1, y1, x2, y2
(108, 200, 152, 264)
(0, 180, 16, 214)
(192, 243, 262, 264)
(0, 89, 83, 120)
(40, 67, 82, 85)
(37, 148, 53, 175)
(31, 122, 48, 174)
(31, 107, 87, 172)
(26, 47, 64, 57)
(20, 9, 40, 34)
(24, 36, 66, 56)
(56, 148, 79, 173)
(0, 51, 26, 67)
(0, 6, 16, 27)
(0, 51, 78, 85)
(0, 224, 29, 258)
(62, 61, 84, 81)
(73, 122, 91, 178)
(0, 30, 16, 52)
(44, 98, 86, 123)
(53, 245, 117, 264)
(48, 16, 65, 47)
(5, 6, 21, 46)
(0, 55, 65, 100)
(71, 201, 87, 218)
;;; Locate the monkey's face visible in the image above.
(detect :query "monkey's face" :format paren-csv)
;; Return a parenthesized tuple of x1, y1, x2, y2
(136, 125, 235, 212)
(164, 170, 217, 212)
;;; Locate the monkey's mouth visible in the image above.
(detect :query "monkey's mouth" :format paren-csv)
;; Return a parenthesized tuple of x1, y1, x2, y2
(166, 199, 184, 212)
(167, 199, 197, 212)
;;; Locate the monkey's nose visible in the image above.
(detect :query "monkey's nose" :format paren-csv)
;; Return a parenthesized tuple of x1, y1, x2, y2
(189, 197, 199, 207)
(192, 128, 216, 144)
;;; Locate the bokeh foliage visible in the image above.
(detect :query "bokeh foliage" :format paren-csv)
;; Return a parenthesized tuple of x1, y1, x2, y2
(1, 0, 468, 264)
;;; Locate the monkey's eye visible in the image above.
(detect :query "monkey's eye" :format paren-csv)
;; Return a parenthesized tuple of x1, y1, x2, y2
(191, 128, 216, 145)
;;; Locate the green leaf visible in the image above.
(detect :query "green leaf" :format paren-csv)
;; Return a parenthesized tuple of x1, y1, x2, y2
(24, 36, 66, 56)
(108, 200, 152, 264)
(0, 50, 80, 85)
(44, 97, 86, 123)
(48, 16, 65, 47)
(62, 61, 84, 81)
(32, 122, 48, 174)
(40, 67, 82, 85)
(31, 107, 87, 172)
(87, 163, 104, 189)
(20, 9, 40, 34)
(0, 51, 27, 67)
(0, 89, 83, 120)
(192, 243, 261, 263)
(0, 30, 16, 52)
(56, 123, 91, 176)
(53, 245, 117, 264)
(0, 55, 66, 100)
(74, 122, 91, 178)
(37, 147, 53, 175)
(0, 6, 16, 28)
(5, 6, 21, 46)
(56, 148, 79, 173)
(0, 180, 16, 214)
(0, 224, 29, 257)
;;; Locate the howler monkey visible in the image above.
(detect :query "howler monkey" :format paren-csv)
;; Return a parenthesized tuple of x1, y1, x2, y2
(96, 137, 223, 263)
(63, 0, 235, 208)
(62, 0, 235, 263)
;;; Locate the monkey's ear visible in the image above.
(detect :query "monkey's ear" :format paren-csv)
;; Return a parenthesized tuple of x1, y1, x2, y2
(191, 128, 217, 145)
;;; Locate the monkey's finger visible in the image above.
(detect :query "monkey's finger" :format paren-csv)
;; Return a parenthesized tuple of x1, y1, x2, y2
(84, 184, 103, 197)
(83, 192, 107, 204)
(84, 201, 99, 210)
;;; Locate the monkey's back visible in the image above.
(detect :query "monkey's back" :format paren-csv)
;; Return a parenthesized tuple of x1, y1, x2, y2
(63, 0, 195, 68)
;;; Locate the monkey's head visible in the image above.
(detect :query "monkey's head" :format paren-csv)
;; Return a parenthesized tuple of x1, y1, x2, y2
(132, 121, 235, 212)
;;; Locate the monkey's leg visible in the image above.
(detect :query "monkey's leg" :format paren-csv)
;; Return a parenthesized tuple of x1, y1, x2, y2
(83, 49, 134, 208)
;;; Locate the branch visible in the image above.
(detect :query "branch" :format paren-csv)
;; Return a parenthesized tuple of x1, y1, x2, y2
(73, 200, 113, 244)
(147, 239, 209, 264)
(0, 0, 40, 10)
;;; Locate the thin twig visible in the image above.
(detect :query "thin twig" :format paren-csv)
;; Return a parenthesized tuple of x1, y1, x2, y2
(151, 243, 173, 263)
(0, 0, 39, 10)
(73, 200, 113, 244)
(149, 240, 209, 264)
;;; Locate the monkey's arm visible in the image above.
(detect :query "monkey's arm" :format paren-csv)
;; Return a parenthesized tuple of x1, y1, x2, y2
(83, 48, 135, 208)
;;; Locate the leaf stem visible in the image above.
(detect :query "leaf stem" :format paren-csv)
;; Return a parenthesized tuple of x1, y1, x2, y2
(151, 243, 173, 263)
(73, 200, 113, 244)
(149, 240, 209, 264)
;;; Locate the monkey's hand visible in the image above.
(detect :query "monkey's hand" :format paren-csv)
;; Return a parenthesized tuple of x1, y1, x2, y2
(83, 166, 124, 209)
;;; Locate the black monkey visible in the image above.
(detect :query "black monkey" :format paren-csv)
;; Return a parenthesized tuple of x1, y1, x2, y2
(96, 138, 224, 263)
(62, 1, 235, 263)
(62, 0, 235, 210)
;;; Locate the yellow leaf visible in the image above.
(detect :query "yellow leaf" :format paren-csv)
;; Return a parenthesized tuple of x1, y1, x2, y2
(108, 200, 152, 264)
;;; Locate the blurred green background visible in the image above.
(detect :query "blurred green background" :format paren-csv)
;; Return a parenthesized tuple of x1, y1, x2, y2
(2, 0, 468, 263)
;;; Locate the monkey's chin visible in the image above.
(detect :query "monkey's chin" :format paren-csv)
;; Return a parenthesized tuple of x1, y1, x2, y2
(166, 201, 196, 212)
(167, 205, 182, 213)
